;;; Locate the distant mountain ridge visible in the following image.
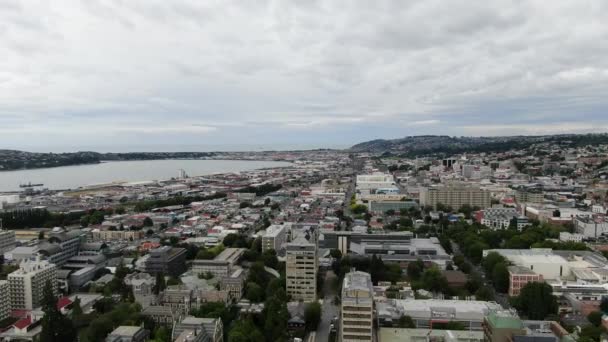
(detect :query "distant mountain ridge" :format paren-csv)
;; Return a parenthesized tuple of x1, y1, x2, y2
(350, 133, 608, 156)
(0, 150, 216, 171)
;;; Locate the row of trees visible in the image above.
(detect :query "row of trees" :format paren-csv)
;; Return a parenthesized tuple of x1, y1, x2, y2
(0, 208, 85, 229)
(444, 220, 575, 265)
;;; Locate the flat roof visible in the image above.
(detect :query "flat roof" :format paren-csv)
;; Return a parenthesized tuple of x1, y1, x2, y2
(379, 328, 484, 342)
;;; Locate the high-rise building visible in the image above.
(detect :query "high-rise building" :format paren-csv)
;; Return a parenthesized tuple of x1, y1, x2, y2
(0, 280, 10, 321)
(8, 256, 58, 310)
(419, 183, 491, 210)
(285, 236, 317, 302)
(341, 271, 374, 342)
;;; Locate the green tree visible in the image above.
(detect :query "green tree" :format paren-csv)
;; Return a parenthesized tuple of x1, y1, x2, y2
(263, 288, 289, 341)
(40, 281, 76, 342)
(475, 286, 495, 301)
(407, 259, 424, 280)
(245, 282, 264, 302)
(601, 297, 608, 313)
(330, 249, 342, 259)
(304, 302, 322, 332)
(482, 252, 507, 275)
(588, 311, 603, 327)
(420, 267, 448, 293)
(492, 263, 510, 294)
(154, 273, 166, 295)
(513, 282, 558, 320)
(228, 318, 264, 342)
(396, 315, 415, 328)
(143, 217, 154, 227)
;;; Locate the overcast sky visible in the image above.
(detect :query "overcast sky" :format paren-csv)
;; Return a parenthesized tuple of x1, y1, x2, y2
(2, 1, 608, 151)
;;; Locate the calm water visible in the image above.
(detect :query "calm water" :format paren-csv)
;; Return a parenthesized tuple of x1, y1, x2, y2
(0, 159, 291, 192)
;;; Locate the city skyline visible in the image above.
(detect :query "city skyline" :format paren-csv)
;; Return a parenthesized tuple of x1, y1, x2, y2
(2, 1, 608, 151)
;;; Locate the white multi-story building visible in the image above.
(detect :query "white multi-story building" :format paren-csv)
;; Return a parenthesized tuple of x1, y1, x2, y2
(574, 215, 608, 238)
(559, 232, 584, 243)
(0, 281, 9, 321)
(341, 271, 374, 342)
(480, 207, 530, 231)
(419, 183, 491, 210)
(285, 236, 317, 302)
(262, 225, 287, 252)
(356, 173, 398, 194)
(0, 230, 16, 254)
(8, 257, 58, 310)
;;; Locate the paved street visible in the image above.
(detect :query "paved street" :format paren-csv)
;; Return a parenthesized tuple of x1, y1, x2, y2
(316, 271, 339, 342)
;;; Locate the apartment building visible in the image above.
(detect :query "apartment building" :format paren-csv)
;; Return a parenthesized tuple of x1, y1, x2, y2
(285, 236, 317, 302)
(8, 256, 58, 310)
(341, 271, 374, 342)
(0, 230, 16, 254)
(419, 184, 491, 210)
(262, 225, 287, 252)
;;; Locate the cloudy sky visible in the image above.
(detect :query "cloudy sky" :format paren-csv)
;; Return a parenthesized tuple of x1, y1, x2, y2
(2, 1, 608, 151)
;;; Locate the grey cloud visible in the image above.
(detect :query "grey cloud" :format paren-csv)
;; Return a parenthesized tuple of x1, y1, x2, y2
(1, 0, 608, 149)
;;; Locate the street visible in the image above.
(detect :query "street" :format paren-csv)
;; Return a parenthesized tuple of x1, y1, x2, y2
(316, 270, 339, 342)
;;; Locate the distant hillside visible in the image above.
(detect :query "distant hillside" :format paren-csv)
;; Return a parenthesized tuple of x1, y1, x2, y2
(350, 134, 608, 156)
(0, 150, 216, 171)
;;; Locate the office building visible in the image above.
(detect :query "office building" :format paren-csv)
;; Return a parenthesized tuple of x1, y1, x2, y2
(0, 230, 16, 254)
(144, 246, 187, 277)
(262, 225, 287, 252)
(483, 311, 571, 342)
(515, 190, 544, 204)
(508, 266, 544, 296)
(286, 236, 317, 302)
(192, 248, 245, 278)
(379, 328, 484, 342)
(341, 271, 374, 342)
(419, 184, 491, 210)
(38, 229, 86, 267)
(8, 256, 58, 310)
(356, 173, 397, 193)
(377, 299, 503, 331)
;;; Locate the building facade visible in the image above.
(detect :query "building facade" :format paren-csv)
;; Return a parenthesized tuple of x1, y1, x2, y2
(262, 225, 287, 252)
(419, 184, 492, 210)
(0, 230, 16, 254)
(8, 257, 58, 310)
(285, 236, 317, 302)
(144, 246, 187, 277)
(508, 265, 544, 296)
(341, 271, 374, 342)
